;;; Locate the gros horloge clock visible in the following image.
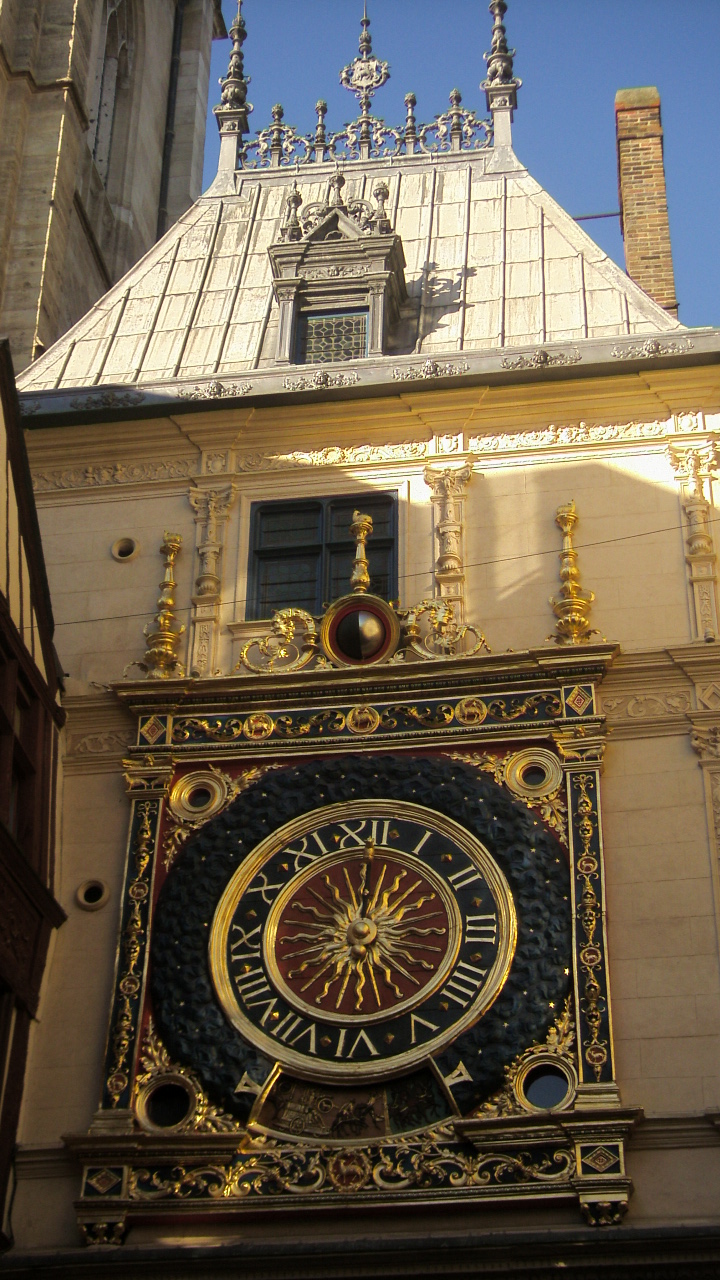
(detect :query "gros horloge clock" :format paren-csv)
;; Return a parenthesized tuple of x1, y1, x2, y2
(152, 754, 571, 1125)
(210, 799, 516, 1082)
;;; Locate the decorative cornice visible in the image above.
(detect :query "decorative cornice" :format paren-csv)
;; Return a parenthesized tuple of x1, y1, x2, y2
(32, 458, 196, 492)
(235, 440, 430, 471)
(611, 337, 695, 360)
(283, 369, 360, 391)
(178, 380, 252, 400)
(501, 348, 581, 371)
(393, 359, 470, 381)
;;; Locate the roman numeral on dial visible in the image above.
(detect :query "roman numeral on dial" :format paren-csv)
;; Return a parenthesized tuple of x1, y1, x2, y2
(465, 913, 497, 943)
(440, 961, 488, 1008)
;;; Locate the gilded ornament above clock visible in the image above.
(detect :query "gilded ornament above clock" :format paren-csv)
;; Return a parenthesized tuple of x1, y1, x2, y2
(236, 511, 489, 675)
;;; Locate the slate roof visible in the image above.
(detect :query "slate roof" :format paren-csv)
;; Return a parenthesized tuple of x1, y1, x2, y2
(18, 144, 683, 398)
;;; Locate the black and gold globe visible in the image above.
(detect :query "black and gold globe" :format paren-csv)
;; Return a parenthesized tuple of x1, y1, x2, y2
(320, 594, 401, 666)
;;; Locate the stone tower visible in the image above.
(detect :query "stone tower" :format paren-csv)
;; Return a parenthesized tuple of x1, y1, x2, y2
(0, 0, 225, 371)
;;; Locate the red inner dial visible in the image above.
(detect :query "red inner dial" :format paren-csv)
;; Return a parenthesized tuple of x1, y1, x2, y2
(270, 848, 455, 1020)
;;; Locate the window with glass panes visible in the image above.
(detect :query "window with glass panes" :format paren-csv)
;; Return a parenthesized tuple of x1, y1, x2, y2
(247, 493, 397, 621)
(296, 311, 369, 365)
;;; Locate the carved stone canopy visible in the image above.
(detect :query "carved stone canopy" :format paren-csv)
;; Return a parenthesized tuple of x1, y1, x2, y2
(268, 181, 407, 363)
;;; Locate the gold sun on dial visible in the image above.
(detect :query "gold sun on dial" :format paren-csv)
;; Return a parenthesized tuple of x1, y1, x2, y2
(266, 840, 460, 1022)
(210, 800, 516, 1084)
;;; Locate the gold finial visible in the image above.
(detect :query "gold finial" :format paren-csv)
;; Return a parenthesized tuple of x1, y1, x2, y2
(142, 533, 186, 678)
(349, 510, 373, 593)
(549, 501, 599, 645)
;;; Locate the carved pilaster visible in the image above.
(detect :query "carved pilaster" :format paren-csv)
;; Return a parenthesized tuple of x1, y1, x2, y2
(668, 441, 720, 642)
(423, 461, 474, 621)
(689, 719, 720, 964)
(188, 484, 237, 677)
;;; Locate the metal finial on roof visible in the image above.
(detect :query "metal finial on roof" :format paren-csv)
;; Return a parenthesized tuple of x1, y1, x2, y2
(215, 1, 253, 136)
(483, 1, 516, 87)
(340, 4, 390, 112)
(481, 0, 521, 147)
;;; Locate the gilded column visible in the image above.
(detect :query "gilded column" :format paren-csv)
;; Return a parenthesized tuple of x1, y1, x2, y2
(188, 484, 237, 677)
(423, 461, 474, 621)
(668, 442, 720, 642)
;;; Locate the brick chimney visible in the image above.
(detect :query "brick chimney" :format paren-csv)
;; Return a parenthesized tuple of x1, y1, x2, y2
(614, 87, 678, 317)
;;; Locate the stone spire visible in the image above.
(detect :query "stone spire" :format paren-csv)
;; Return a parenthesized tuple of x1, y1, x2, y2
(214, 1, 253, 172)
(481, 0, 521, 149)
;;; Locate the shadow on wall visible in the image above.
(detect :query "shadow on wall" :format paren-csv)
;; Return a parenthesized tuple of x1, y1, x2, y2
(464, 454, 690, 653)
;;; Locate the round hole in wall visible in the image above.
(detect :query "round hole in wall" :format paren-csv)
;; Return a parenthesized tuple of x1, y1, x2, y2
(76, 879, 110, 912)
(169, 771, 228, 823)
(111, 537, 139, 562)
(186, 786, 213, 810)
(143, 1080, 194, 1130)
(520, 764, 548, 789)
(504, 749, 563, 801)
(522, 1063, 573, 1111)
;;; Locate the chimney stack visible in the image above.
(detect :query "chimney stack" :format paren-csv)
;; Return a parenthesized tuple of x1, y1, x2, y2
(614, 87, 678, 317)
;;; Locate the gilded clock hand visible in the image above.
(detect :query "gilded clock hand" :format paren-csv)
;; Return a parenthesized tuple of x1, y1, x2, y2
(359, 837, 375, 919)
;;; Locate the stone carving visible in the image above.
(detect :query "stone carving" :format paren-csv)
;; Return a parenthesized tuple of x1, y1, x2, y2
(32, 459, 196, 492)
(500, 348, 581, 371)
(188, 485, 237, 677)
(188, 487, 236, 600)
(69, 729, 135, 756)
(305, 265, 371, 280)
(393, 359, 470, 382)
(668, 443, 720, 642)
(601, 693, 691, 720)
(611, 338, 695, 360)
(178, 380, 252, 400)
(235, 441, 429, 472)
(691, 726, 720, 760)
(423, 461, 475, 620)
(68, 389, 145, 411)
(283, 369, 360, 391)
(468, 421, 671, 454)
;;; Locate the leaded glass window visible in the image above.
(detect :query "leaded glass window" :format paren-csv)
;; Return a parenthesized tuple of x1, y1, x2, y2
(247, 493, 397, 621)
(296, 311, 368, 365)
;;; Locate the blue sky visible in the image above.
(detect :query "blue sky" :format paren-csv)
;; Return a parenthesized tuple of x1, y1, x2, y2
(202, 1, 720, 329)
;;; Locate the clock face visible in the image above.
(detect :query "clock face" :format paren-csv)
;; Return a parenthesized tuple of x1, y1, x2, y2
(210, 800, 516, 1083)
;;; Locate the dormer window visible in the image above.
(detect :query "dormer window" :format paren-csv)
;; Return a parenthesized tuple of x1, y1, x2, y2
(296, 309, 369, 365)
(268, 174, 407, 365)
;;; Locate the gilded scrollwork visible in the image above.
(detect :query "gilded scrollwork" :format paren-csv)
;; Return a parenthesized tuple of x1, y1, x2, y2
(474, 999, 576, 1118)
(162, 764, 283, 869)
(134, 1020, 241, 1133)
(397, 599, 491, 661)
(235, 608, 322, 674)
(572, 773, 609, 1083)
(106, 801, 157, 1107)
(128, 1120, 574, 1204)
(453, 750, 568, 845)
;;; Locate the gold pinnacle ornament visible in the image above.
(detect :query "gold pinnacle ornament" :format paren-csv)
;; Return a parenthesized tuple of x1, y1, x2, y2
(142, 532, 186, 678)
(349, 510, 373, 593)
(549, 501, 599, 645)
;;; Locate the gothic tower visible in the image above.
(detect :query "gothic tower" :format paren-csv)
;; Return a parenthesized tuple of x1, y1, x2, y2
(0, 0, 225, 370)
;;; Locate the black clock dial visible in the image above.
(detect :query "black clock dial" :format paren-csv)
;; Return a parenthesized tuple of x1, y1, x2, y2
(210, 802, 516, 1082)
(151, 754, 571, 1123)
